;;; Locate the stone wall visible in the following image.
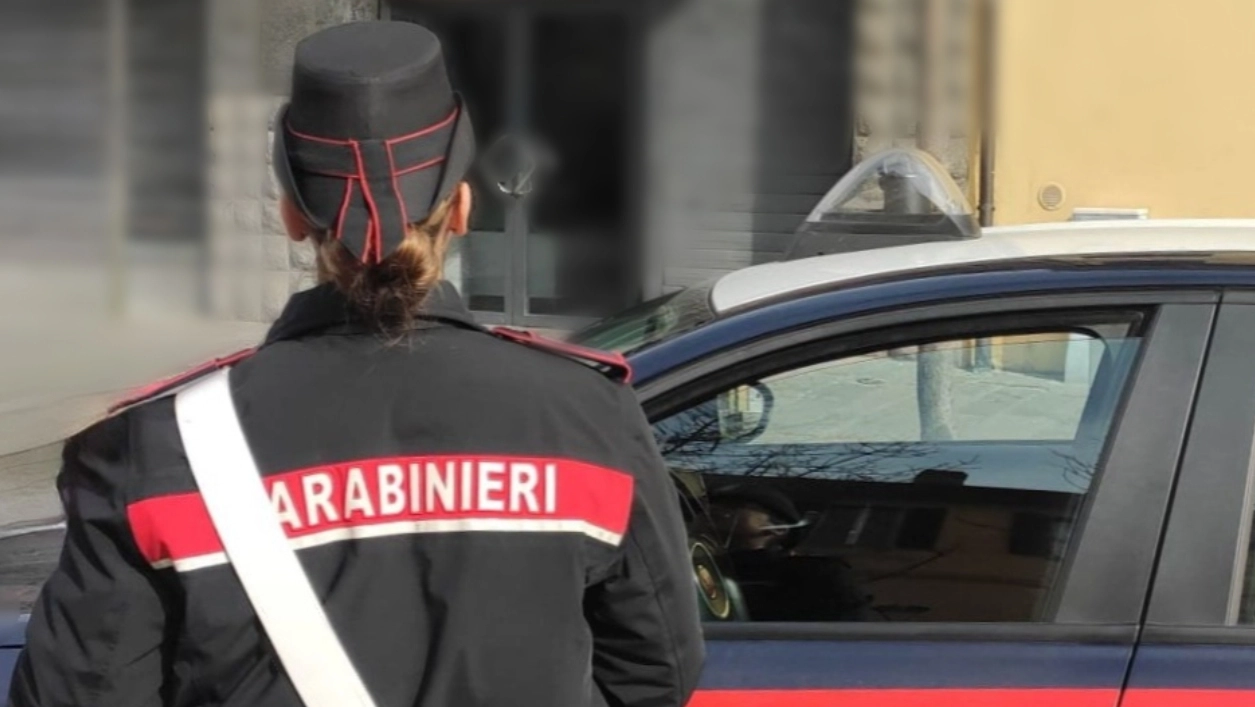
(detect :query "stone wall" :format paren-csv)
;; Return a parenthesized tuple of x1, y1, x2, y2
(207, 0, 376, 322)
(852, 0, 977, 200)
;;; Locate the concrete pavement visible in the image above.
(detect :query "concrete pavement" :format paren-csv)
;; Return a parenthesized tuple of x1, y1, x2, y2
(0, 315, 268, 456)
(0, 311, 268, 612)
(0, 314, 268, 513)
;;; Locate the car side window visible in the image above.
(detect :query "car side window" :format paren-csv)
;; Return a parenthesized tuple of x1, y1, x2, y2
(656, 317, 1143, 623)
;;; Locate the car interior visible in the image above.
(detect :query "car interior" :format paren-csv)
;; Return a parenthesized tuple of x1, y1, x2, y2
(657, 314, 1147, 624)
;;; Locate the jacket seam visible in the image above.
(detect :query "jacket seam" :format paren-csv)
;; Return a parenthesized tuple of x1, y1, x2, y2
(618, 386, 689, 703)
(625, 526, 687, 705)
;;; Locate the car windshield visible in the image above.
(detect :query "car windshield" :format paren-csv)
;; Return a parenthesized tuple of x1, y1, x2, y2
(572, 280, 718, 355)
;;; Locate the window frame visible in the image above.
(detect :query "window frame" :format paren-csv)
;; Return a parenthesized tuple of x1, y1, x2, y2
(639, 291, 1216, 638)
(1145, 292, 1255, 636)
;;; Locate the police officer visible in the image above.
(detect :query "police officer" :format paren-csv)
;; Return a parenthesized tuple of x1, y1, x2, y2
(8, 21, 703, 707)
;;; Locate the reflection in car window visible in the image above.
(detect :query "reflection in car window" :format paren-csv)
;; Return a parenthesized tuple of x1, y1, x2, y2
(745, 332, 1130, 448)
(571, 280, 716, 355)
(656, 316, 1144, 624)
(0, 443, 65, 614)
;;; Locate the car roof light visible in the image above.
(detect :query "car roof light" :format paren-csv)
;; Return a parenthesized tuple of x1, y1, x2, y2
(785, 148, 981, 260)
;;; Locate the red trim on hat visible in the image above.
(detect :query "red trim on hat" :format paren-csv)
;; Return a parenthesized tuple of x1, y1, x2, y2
(384, 106, 459, 146)
(284, 123, 353, 146)
(334, 178, 353, 243)
(386, 142, 411, 231)
(285, 106, 461, 262)
(350, 140, 383, 263)
(285, 106, 456, 149)
(301, 168, 358, 179)
(394, 156, 447, 178)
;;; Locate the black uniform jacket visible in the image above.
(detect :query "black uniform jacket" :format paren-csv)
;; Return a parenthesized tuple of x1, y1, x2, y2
(8, 282, 704, 707)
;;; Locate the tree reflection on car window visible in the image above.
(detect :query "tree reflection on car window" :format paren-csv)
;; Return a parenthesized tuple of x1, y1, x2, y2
(656, 317, 1145, 624)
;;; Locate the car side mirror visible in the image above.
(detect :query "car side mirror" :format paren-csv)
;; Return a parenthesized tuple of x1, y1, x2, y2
(716, 382, 774, 442)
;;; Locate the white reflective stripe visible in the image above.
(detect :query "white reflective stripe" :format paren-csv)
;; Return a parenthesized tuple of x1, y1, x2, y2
(150, 518, 624, 573)
(176, 369, 378, 707)
(151, 552, 228, 573)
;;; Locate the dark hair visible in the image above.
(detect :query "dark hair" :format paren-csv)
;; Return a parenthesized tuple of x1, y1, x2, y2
(316, 196, 455, 335)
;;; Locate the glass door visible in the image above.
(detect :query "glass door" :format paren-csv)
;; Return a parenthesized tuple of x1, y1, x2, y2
(525, 12, 637, 320)
(392, 1, 642, 327)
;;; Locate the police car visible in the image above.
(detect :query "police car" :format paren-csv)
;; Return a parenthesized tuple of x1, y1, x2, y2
(7, 153, 1255, 705)
(567, 153, 1255, 705)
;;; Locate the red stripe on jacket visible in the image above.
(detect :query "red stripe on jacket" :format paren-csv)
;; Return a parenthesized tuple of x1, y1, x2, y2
(126, 455, 636, 569)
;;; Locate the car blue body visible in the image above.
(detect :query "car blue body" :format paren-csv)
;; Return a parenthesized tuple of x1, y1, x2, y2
(0, 618, 23, 698)
(588, 232, 1255, 707)
(10, 221, 1255, 705)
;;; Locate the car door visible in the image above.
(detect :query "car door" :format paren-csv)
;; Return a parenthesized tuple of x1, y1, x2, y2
(1122, 292, 1255, 706)
(640, 293, 1214, 706)
(0, 617, 24, 698)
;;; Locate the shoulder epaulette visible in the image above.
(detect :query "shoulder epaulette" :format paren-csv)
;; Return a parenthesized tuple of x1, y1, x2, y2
(107, 347, 257, 415)
(492, 327, 633, 384)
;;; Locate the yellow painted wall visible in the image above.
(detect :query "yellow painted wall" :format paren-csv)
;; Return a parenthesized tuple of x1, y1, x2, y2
(993, 0, 1255, 225)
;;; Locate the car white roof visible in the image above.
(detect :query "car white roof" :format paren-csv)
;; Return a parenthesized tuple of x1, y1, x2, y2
(710, 219, 1255, 313)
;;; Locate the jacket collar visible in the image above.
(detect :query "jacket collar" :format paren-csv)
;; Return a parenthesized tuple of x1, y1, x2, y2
(263, 280, 482, 344)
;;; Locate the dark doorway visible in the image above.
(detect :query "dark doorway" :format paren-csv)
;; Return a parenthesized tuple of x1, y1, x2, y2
(129, 0, 206, 245)
(393, 2, 643, 327)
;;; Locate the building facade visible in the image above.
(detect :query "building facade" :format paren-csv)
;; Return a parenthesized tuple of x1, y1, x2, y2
(990, 0, 1255, 224)
(377, 0, 859, 327)
(11, 0, 1252, 328)
(18, 0, 860, 327)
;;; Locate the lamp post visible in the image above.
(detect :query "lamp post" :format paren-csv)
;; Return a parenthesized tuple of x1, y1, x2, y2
(914, 0, 956, 441)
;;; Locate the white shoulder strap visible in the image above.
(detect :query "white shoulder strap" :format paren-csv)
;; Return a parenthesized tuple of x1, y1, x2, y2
(175, 369, 378, 707)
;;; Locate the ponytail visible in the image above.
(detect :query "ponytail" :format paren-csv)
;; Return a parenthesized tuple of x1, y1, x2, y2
(316, 196, 456, 335)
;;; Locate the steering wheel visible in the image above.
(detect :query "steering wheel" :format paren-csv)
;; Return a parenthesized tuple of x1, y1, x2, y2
(690, 537, 750, 621)
(670, 472, 750, 621)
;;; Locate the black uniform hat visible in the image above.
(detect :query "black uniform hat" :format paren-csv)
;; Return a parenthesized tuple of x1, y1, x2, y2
(272, 21, 476, 263)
